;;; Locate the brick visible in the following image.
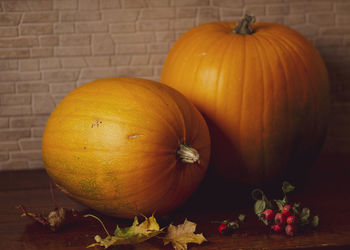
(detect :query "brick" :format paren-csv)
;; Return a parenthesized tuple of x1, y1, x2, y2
(176, 8, 197, 18)
(0, 60, 18, 71)
(150, 54, 166, 65)
(148, 43, 169, 53)
(81, 68, 117, 79)
(245, 0, 282, 3)
(293, 24, 319, 39)
(131, 55, 149, 65)
(100, 0, 121, 9)
(0, 83, 15, 94)
(0, 27, 18, 37)
(309, 13, 335, 26)
(0, 153, 9, 162)
(61, 57, 87, 68)
(147, 0, 170, 7)
(0, 160, 28, 171)
(0, 106, 32, 116)
(55, 47, 91, 56)
(22, 12, 59, 23)
(31, 48, 54, 58)
(0, 49, 30, 59)
(76, 22, 108, 33)
(32, 127, 45, 137)
(1, 94, 31, 106)
(29, 160, 45, 169)
(221, 9, 243, 19)
(155, 31, 175, 42)
(173, 19, 196, 30)
(110, 23, 136, 33)
(173, 0, 209, 7)
(290, 3, 332, 14)
(0, 71, 40, 82)
(54, 23, 75, 34)
(40, 58, 61, 69)
(139, 21, 169, 31)
(40, 36, 59, 47)
(4, 1, 53, 11)
(112, 33, 154, 44)
(212, 0, 243, 8)
(85, 56, 110, 66)
(111, 55, 131, 66)
(33, 94, 56, 114)
(335, 3, 350, 14)
(0, 129, 31, 141)
(43, 70, 80, 82)
(267, 4, 289, 15)
(54, 0, 78, 10)
(0, 118, 9, 129)
(0, 13, 21, 26)
(244, 5, 265, 16)
(141, 9, 175, 19)
(117, 66, 153, 77)
(257, 16, 284, 25)
(117, 44, 147, 54)
(315, 37, 343, 47)
(122, 0, 146, 8)
(50, 83, 76, 93)
(92, 34, 114, 55)
(337, 15, 350, 25)
(0, 141, 19, 151)
(102, 10, 139, 22)
(320, 27, 350, 35)
(11, 150, 42, 161)
(284, 15, 305, 25)
(198, 7, 220, 24)
(61, 11, 101, 22)
(0, 37, 39, 48)
(19, 59, 39, 71)
(10, 115, 49, 128)
(20, 24, 53, 35)
(17, 83, 49, 93)
(60, 34, 91, 46)
(79, 0, 99, 10)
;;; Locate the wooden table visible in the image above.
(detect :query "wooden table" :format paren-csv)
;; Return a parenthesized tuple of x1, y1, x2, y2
(1, 156, 349, 249)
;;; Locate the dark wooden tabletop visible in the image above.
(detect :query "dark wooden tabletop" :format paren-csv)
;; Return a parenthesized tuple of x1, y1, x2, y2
(1, 156, 350, 250)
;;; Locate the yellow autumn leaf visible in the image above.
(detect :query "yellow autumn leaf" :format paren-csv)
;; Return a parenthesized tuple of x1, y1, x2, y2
(85, 214, 163, 249)
(163, 219, 207, 250)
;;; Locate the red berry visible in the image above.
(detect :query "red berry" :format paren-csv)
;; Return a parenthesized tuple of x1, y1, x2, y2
(218, 223, 227, 235)
(263, 209, 275, 220)
(285, 224, 297, 236)
(287, 215, 298, 225)
(282, 204, 293, 217)
(274, 213, 286, 226)
(271, 224, 283, 233)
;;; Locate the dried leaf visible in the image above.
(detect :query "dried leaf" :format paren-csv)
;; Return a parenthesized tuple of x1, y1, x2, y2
(87, 214, 163, 248)
(17, 205, 81, 232)
(163, 219, 207, 250)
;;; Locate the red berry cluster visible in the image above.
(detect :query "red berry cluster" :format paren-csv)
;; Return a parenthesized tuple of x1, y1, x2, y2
(263, 204, 298, 236)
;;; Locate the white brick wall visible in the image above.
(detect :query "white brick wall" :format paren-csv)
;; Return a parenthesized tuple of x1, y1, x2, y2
(0, 0, 349, 170)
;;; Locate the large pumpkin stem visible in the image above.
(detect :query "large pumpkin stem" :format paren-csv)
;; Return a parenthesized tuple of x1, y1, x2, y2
(177, 144, 200, 164)
(233, 14, 256, 35)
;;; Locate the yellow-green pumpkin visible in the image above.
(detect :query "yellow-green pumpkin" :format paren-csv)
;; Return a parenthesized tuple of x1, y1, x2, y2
(42, 77, 210, 218)
(161, 16, 330, 185)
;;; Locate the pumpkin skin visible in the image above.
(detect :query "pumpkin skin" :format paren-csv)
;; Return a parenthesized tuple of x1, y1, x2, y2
(161, 21, 330, 185)
(42, 77, 210, 218)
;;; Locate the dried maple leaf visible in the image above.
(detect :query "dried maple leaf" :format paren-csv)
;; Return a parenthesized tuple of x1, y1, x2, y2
(86, 214, 163, 248)
(163, 219, 207, 250)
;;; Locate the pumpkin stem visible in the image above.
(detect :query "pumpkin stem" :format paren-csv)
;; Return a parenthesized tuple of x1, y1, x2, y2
(233, 14, 256, 35)
(177, 144, 200, 164)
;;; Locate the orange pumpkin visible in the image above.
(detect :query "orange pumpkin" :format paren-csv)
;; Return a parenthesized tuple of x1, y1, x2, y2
(161, 15, 330, 185)
(42, 77, 210, 218)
